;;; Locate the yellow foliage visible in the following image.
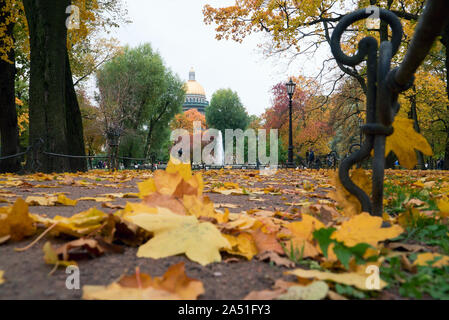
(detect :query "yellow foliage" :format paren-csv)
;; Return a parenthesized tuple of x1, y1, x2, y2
(128, 210, 231, 266)
(32, 207, 107, 238)
(413, 253, 449, 268)
(286, 214, 325, 258)
(222, 232, 258, 260)
(83, 263, 204, 300)
(329, 169, 371, 216)
(286, 268, 387, 291)
(0, 198, 36, 241)
(385, 117, 433, 169)
(43, 241, 77, 268)
(332, 212, 404, 248)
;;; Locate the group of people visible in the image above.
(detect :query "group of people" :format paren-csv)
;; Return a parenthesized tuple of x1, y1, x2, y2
(95, 161, 107, 169)
(304, 149, 322, 169)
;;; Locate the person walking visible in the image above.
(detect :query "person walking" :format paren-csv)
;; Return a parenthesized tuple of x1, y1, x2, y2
(308, 149, 315, 169)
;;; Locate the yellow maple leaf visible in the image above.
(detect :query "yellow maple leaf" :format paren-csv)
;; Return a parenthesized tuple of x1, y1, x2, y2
(56, 194, 77, 206)
(329, 169, 371, 216)
(286, 268, 387, 291)
(286, 214, 325, 258)
(43, 242, 77, 268)
(166, 157, 192, 181)
(385, 117, 433, 169)
(137, 179, 157, 199)
(437, 197, 449, 218)
(413, 253, 449, 268)
(0, 198, 36, 241)
(83, 263, 204, 300)
(127, 210, 231, 266)
(0, 270, 4, 285)
(32, 207, 107, 237)
(222, 232, 258, 260)
(332, 212, 404, 247)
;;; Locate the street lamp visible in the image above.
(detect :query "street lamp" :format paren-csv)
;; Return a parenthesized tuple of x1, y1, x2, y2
(286, 78, 296, 168)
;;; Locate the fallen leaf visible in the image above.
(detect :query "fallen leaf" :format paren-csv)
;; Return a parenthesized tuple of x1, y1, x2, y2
(222, 232, 258, 260)
(257, 251, 295, 268)
(43, 241, 77, 268)
(385, 117, 433, 169)
(128, 210, 230, 266)
(0, 198, 36, 241)
(413, 253, 449, 267)
(83, 263, 204, 300)
(286, 214, 325, 258)
(243, 289, 285, 300)
(277, 281, 329, 300)
(55, 238, 123, 261)
(329, 169, 372, 217)
(33, 208, 108, 238)
(327, 290, 348, 300)
(332, 212, 404, 247)
(386, 242, 427, 253)
(286, 268, 387, 291)
(251, 229, 284, 255)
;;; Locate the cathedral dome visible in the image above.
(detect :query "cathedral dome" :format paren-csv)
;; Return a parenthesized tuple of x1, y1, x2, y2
(184, 68, 206, 96)
(185, 80, 206, 96)
(182, 68, 209, 114)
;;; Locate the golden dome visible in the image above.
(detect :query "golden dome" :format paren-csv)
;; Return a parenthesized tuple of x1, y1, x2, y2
(185, 80, 206, 96)
(184, 68, 206, 96)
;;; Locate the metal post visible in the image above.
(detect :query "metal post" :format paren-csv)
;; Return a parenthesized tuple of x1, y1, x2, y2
(330, 1, 449, 216)
(288, 96, 294, 167)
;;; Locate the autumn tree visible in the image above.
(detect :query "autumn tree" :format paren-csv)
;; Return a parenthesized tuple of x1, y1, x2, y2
(0, 0, 22, 173)
(96, 44, 185, 165)
(78, 90, 105, 168)
(263, 77, 333, 160)
(171, 109, 207, 132)
(206, 89, 250, 134)
(0, 0, 128, 173)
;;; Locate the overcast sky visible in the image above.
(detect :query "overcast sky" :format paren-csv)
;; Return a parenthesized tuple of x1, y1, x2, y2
(105, 0, 328, 116)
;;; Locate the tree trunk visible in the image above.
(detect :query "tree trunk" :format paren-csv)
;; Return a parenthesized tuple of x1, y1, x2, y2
(0, 1, 21, 173)
(408, 88, 425, 169)
(23, 0, 86, 173)
(441, 23, 449, 170)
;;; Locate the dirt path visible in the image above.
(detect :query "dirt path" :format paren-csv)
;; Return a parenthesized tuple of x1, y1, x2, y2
(0, 169, 334, 300)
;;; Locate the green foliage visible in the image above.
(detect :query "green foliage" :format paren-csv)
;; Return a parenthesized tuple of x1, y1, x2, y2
(206, 89, 250, 135)
(281, 241, 322, 270)
(313, 228, 373, 269)
(393, 215, 449, 255)
(381, 256, 449, 299)
(384, 182, 437, 215)
(96, 43, 184, 160)
(335, 284, 371, 299)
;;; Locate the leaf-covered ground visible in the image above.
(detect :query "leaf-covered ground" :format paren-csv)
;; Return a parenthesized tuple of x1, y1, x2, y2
(1, 164, 449, 300)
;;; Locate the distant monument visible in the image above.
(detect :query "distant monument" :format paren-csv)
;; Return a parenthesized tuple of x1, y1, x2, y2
(182, 68, 209, 114)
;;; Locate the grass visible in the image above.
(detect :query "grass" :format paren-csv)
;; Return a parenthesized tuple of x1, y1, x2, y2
(381, 256, 449, 299)
(281, 241, 322, 270)
(383, 182, 438, 215)
(380, 180, 449, 299)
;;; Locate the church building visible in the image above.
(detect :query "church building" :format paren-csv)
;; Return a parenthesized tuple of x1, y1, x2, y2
(183, 68, 209, 114)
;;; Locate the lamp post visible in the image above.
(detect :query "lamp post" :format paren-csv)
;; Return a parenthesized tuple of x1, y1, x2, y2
(286, 78, 296, 168)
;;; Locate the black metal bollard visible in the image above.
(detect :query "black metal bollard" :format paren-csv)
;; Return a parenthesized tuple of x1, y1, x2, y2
(330, 1, 449, 216)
